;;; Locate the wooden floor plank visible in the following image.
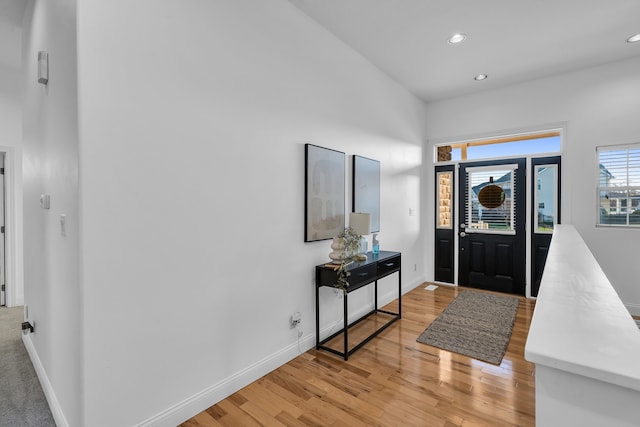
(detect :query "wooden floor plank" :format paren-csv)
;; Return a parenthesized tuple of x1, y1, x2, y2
(180, 284, 536, 427)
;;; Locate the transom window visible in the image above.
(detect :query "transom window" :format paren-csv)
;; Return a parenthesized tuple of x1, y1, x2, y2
(597, 144, 640, 227)
(435, 131, 561, 163)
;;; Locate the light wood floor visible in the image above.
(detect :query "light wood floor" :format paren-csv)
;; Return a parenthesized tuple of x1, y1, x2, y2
(181, 284, 537, 427)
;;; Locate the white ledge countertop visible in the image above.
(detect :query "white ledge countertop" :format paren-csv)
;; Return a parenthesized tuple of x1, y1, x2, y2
(525, 224, 640, 391)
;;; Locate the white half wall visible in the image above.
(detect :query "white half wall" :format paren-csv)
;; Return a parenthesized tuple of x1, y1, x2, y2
(76, 1, 428, 425)
(424, 56, 640, 314)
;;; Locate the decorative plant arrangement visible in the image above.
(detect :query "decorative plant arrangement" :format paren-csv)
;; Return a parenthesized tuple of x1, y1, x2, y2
(333, 226, 364, 294)
(339, 227, 361, 257)
(335, 262, 351, 295)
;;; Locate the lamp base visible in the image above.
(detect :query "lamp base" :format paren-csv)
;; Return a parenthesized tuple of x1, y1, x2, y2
(359, 236, 368, 254)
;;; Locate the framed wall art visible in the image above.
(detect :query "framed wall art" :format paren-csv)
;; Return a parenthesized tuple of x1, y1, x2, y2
(305, 144, 345, 242)
(352, 155, 380, 232)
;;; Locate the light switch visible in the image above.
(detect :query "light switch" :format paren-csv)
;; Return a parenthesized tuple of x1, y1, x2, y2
(60, 214, 66, 236)
(38, 51, 48, 85)
(39, 194, 50, 210)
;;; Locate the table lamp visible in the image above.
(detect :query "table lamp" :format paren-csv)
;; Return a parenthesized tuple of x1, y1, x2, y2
(349, 212, 371, 256)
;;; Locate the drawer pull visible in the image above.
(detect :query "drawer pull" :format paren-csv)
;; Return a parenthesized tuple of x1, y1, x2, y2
(384, 262, 395, 267)
(358, 272, 369, 277)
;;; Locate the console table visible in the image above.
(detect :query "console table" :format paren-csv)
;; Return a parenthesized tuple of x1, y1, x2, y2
(315, 251, 401, 360)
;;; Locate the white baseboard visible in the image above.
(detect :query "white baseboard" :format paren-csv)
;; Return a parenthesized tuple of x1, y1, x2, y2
(22, 334, 69, 427)
(138, 278, 420, 426)
(140, 301, 392, 426)
(136, 333, 316, 427)
(432, 280, 457, 287)
(625, 302, 640, 317)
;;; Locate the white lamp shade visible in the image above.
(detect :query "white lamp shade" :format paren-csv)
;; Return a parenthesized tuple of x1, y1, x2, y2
(349, 212, 371, 236)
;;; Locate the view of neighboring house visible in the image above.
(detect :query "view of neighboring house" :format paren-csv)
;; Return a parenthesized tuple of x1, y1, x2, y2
(536, 166, 556, 231)
(599, 159, 640, 224)
(469, 171, 513, 230)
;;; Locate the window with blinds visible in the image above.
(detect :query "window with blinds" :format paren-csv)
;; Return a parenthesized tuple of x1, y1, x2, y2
(597, 145, 640, 227)
(466, 165, 517, 234)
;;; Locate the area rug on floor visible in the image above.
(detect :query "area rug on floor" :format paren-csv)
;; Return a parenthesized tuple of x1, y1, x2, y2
(416, 290, 519, 365)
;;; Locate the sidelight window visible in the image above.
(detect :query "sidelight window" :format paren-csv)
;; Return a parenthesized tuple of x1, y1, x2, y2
(437, 172, 453, 228)
(534, 165, 558, 233)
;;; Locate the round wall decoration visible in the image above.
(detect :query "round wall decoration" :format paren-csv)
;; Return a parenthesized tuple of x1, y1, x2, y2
(478, 177, 506, 209)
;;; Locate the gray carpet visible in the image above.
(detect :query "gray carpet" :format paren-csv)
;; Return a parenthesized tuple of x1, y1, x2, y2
(0, 306, 56, 427)
(417, 290, 519, 365)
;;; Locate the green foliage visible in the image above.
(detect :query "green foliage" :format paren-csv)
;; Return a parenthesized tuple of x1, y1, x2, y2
(334, 227, 363, 294)
(338, 226, 361, 256)
(335, 262, 350, 295)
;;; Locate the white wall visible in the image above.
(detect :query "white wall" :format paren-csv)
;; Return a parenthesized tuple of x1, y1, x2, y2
(22, 0, 81, 426)
(0, 7, 24, 307)
(76, 1, 428, 425)
(425, 56, 640, 314)
(0, 17, 21, 146)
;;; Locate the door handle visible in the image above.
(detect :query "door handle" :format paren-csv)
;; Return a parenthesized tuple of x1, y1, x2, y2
(460, 232, 466, 237)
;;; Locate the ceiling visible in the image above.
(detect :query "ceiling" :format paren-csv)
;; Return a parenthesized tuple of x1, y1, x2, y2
(289, 0, 640, 102)
(2, 1, 640, 103)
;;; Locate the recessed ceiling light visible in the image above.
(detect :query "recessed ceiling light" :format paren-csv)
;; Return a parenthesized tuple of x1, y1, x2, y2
(627, 33, 640, 43)
(448, 33, 467, 44)
(474, 74, 488, 81)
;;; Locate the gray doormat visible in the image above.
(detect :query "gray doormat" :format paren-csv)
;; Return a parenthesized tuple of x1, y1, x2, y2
(417, 290, 519, 365)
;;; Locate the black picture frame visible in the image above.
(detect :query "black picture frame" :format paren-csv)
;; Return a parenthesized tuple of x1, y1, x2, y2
(352, 155, 380, 232)
(305, 144, 346, 242)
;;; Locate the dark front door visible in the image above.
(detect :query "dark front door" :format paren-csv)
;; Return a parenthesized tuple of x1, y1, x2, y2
(458, 158, 526, 295)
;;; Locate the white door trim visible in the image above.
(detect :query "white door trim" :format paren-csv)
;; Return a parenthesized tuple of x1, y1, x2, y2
(0, 146, 21, 307)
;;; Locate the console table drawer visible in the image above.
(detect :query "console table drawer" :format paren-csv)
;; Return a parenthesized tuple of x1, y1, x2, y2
(348, 263, 377, 289)
(378, 255, 401, 276)
(316, 262, 378, 290)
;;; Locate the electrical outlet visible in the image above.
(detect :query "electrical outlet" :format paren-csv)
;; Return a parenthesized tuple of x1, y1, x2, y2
(290, 312, 301, 328)
(414, 264, 417, 272)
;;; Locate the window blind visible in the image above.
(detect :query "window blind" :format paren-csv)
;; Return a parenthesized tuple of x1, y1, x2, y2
(597, 145, 640, 227)
(466, 166, 517, 233)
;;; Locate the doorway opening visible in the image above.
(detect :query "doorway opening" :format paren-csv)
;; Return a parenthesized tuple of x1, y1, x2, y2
(0, 153, 5, 306)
